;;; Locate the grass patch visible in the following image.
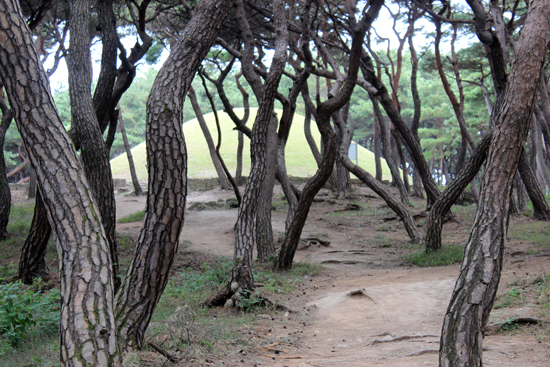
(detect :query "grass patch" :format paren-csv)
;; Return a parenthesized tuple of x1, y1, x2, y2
(508, 221, 550, 249)
(406, 245, 464, 267)
(494, 287, 523, 309)
(118, 210, 145, 223)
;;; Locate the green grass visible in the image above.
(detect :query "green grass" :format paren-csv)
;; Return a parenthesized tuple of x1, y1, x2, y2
(406, 245, 464, 267)
(110, 108, 395, 181)
(494, 287, 523, 309)
(117, 210, 145, 223)
(508, 221, 550, 249)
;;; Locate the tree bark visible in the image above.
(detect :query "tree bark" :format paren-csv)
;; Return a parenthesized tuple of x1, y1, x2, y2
(0, 0, 122, 364)
(440, 3, 550, 365)
(118, 106, 142, 196)
(115, 0, 236, 348)
(256, 115, 278, 262)
(68, 0, 119, 288)
(373, 107, 383, 182)
(0, 86, 13, 241)
(17, 190, 52, 283)
(518, 148, 550, 220)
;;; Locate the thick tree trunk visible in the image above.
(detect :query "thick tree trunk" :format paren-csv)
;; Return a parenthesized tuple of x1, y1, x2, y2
(518, 148, 550, 220)
(256, 115, 278, 262)
(115, 0, 236, 349)
(118, 106, 142, 196)
(67, 0, 119, 284)
(17, 190, 52, 283)
(0, 89, 13, 241)
(188, 87, 231, 190)
(440, 4, 550, 365)
(27, 169, 36, 199)
(0, 1, 122, 364)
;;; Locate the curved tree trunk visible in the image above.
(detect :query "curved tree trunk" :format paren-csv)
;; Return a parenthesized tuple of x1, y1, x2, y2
(0, 1, 122, 363)
(27, 169, 36, 199)
(118, 106, 143, 196)
(188, 87, 231, 190)
(18, 190, 52, 283)
(518, 148, 550, 220)
(440, 4, 550, 365)
(115, 0, 236, 349)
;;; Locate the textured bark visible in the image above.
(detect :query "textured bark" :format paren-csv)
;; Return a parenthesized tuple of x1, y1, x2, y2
(440, 3, 550, 365)
(0, 0, 122, 364)
(424, 132, 491, 252)
(118, 107, 142, 196)
(276, 1, 383, 270)
(17, 190, 52, 283)
(373, 108, 383, 182)
(0, 86, 13, 241)
(302, 86, 322, 166)
(515, 173, 526, 212)
(115, 0, 235, 349)
(518, 148, 550, 220)
(256, 115, 278, 262)
(67, 0, 119, 285)
(27, 169, 36, 199)
(188, 87, 231, 190)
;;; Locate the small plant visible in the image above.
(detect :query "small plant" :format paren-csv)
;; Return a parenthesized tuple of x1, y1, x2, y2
(117, 210, 145, 223)
(0, 282, 60, 349)
(495, 287, 523, 309)
(406, 245, 464, 267)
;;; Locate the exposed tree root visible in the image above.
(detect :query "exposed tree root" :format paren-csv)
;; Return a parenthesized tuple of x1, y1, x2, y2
(347, 289, 377, 304)
(148, 341, 179, 363)
(484, 317, 546, 334)
(369, 334, 439, 346)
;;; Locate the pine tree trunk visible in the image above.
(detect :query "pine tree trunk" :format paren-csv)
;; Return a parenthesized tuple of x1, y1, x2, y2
(18, 190, 52, 283)
(440, 4, 550, 365)
(518, 148, 550, 220)
(67, 0, 119, 285)
(188, 87, 231, 190)
(118, 106, 142, 196)
(27, 169, 36, 199)
(373, 108, 383, 182)
(115, 0, 236, 348)
(0, 93, 13, 241)
(256, 115, 278, 262)
(0, 1, 122, 363)
(236, 130, 244, 186)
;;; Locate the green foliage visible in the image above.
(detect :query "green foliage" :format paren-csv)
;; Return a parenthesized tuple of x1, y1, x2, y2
(406, 245, 464, 267)
(508, 221, 550, 249)
(0, 282, 60, 351)
(494, 287, 523, 309)
(117, 210, 145, 223)
(6, 202, 34, 236)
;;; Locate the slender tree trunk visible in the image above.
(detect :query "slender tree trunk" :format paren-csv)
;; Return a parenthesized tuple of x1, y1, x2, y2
(115, 0, 236, 349)
(0, 0, 122, 363)
(440, 4, 550, 365)
(256, 115, 278, 262)
(515, 172, 526, 212)
(303, 91, 322, 166)
(0, 89, 13, 241)
(236, 130, 244, 185)
(118, 106, 142, 196)
(373, 108, 383, 182)
(518, 148, 550, 220)
(17, 190, 52, 283)
(188, 87, 231, 190)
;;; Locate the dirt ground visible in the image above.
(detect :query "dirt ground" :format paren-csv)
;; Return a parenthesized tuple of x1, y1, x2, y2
(8, 183, 550, 366)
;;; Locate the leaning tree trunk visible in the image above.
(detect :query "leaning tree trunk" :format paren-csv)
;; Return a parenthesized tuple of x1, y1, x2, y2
(67, 0, 119, 284)
(0, 1, 122, 364)
(518, 148, 550, 220)
(424, 132, 492, 252)
(17, 190, 52, 283)
(276, 1, 383, 270)
(118, 106, 143, 196)
(440, 3, 550, 365)
(0, 87, 13, 241)
(256, 115, 278, 262)
(188, 87, 231, 190)
(115, 0, 236, 349)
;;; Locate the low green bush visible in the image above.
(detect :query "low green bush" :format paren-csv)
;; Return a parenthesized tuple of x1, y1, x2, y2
(406, 245, 464, 267)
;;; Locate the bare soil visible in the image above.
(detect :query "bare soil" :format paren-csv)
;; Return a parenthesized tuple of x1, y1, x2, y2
(8, 184, 550, 366)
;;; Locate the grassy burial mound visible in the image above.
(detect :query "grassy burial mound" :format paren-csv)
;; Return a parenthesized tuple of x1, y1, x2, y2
(110, 108, 394, 182)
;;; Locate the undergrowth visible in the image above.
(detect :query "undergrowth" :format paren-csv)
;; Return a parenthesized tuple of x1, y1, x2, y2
(118, 210, 145, 223)
(406, 245, 464, 267)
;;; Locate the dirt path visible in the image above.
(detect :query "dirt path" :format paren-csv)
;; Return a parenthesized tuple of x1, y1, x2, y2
(112, 185, 550, 366)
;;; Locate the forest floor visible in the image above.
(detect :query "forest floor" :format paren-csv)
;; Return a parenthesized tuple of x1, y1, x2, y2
(4, 183, 550, 366)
